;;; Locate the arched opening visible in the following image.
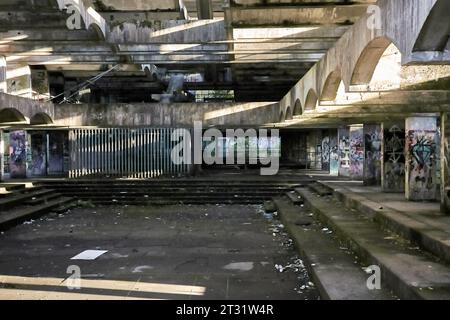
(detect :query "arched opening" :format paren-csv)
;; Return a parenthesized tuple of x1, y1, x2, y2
(88, 23, 105, 41)
(279, 111, 285, 123)
(30, 112, 53, 125)
(0, 108, 27, 123)
(321, 70, 345, 101)
(293, 99, 302, 116)
(413, 0, 450, 52)
(351, 37, 401, 89)
(304, 89, 318, 111)
(285, 107, 293, 120)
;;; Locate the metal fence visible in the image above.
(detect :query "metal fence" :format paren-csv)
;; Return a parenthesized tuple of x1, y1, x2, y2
(69, 128, 191, 178)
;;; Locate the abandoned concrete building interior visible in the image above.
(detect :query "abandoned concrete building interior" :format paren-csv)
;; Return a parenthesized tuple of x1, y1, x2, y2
(0, 0, 449, 302)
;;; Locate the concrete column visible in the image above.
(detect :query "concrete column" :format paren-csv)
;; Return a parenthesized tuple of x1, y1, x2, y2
(0, 56, 6, 94)
(363, 124, 382, 186)
(381, 122, 405, 192)
(338, 127, 350, 177)
(0, 130, 4, 182)
(330, 129, 339, 176)
(7, 64, 32, 98)
(349, 125, 364, 180)
(31, 68, 50, 100)
(405, 116, 438, 201)
(196, 0, 213, 19)
(321, 130, 330, 172)
(440, 113, 450, 213)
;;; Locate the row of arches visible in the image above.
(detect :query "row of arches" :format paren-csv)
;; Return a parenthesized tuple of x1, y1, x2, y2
(0, 108, 53, 125)
(278, 36, 403, 123)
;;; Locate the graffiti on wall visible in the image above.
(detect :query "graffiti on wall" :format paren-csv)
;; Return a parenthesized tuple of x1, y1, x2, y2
(9, 130, 27, 178)
(31, 133, 46, 176)
(330, 135, 339, 176)
(406, 129, 437, 199)
(364, 125, 382, 185)
(338, 129, 350, 177)
(350, 128, 364, 179)
(383, 125, 405, 192)
(321, 136, 330, 171)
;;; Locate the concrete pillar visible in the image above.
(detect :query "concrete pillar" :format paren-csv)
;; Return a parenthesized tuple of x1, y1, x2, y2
(363, 124, 382, 186)
(349, 125, 364, 180)
(381, 122, 405, 192)
(321, 130, 330, 172)
(440, 113, 450, 213)
(405, 116, 438, 201)
(0, 130, 4, 182)
(338, 127, 350, 177)
(196, 0, 213, 19)
(0, 56, 6, 93)
(330, 129, 339, 176)
(31, 68, 50, 100)
(7, 64, 32, 98)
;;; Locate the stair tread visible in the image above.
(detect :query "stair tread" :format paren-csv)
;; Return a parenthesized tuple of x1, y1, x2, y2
(273, 196, 395, 300)
(0, 197, 74, 226)
(0, 188, 56, 208)
(297, 188, 450, 300)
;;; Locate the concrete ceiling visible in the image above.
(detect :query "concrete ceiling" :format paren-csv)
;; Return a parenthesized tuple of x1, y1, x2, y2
(0, 0, 378, 101)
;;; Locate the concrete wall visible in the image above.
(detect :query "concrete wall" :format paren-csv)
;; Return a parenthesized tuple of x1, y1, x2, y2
(53, 102, 279, 127)
(0, 93, 55, 123)
(363, 124, 382, 185)
(279, 0, 446, 118)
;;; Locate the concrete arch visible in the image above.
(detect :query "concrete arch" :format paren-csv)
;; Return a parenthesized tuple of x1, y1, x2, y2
(304, 89, 318, 111)
(0, 108, 28, 124)
(279, 111, 285, 123)
(88, 23, 105, 41)
(413, 0, 450, 52)
(293, 99, 302, 116)
(30, 112, 53, 125)
(285, 107, 293, 120)
(321, 70, 343, 101)
(350, 37, 400, 86)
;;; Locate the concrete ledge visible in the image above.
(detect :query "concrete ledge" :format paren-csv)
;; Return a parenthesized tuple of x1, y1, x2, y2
(273, 196, 395, 300)
(297, 188, 450, 300)
(317, 181, 450, 265)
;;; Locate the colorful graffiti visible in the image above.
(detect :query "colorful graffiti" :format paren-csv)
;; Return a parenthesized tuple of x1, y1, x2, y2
(30, 133, 46, 176)
(364, 125, 382, 185)
(330, 134, 339, 176)
(9, 130, 27, 178)
(349, 127, 364, 179)
(383, 125, 405, 192)
(338, 128, 350, 177)
(321, 135, 330, 171)
(406, 129, 437, 200)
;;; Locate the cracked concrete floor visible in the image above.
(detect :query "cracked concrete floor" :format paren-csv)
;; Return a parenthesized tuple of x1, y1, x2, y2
(0, 204, 319, 300)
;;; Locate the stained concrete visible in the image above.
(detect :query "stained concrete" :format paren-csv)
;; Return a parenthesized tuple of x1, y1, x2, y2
(0, 204, 319, 300)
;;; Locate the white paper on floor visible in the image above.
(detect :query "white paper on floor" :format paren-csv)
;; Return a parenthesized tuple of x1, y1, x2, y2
(71, 250, 108, 260)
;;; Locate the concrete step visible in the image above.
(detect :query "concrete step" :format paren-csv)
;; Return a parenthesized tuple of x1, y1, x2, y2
(0, 188, 56, 211)
(308, 183, 333, 196)
(286, 190, 303, 205)
(0, 197, 75, 231)
(273, 196, 396, 300)
(316, 181, 450, 266)
(296, 188, 450, 300)
(23, 192, 63, 205)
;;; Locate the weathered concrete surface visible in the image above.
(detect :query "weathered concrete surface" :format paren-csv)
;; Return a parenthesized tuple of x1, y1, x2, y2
(0, 204, 319, 300)
(0, 93, 54, 124)
(317, 180, 450, 267)
(297, 186, 450, 300)
(274, 195, 395, 300)
(53, 102, 279, 127)
(279, 0, 449, 122)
